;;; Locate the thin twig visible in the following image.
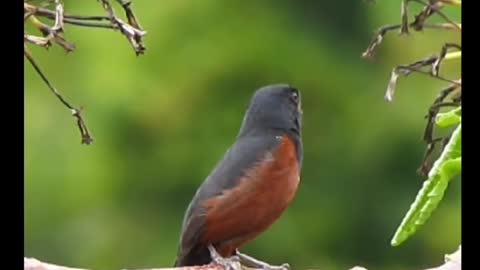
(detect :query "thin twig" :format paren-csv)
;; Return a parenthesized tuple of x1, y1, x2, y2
(384, 54, 460, 102)
(362, 0, 460, 59)
(362, 25, 401, 59)
(417, 134, 454, 177)
(440, 0, 461, 5)
(402, 0, 443, 33)
(57, 19, 116, 29)
(433, 43, 461, 76)
(429, 101, 461, 111)
(51, 0, 64, 31)
(417, 84, 461, 176)
(411, 0, 461, 31)
(25, 0, 146, 54)
(28, 2, 76, 52)
(34, 6, 110, 21)
(28, 4, 115, 29)
(417, 137, 443, 177)
(411, 1, 439, 31)
(24, 34, 50, 46)
(99, 0, 146, 55)
(401, 0, 410, 34)
(362, 0, 461, 183)
(422, 23, 461, 30)
(362, 23, 459, 59)
(25, 0, 148, 144)
(116, 0, 144, 33)
(34, 6, 115, 29)
(25, 6, 36, 21)
(24, 47, 94, 145)
(398, 67, 460, 85)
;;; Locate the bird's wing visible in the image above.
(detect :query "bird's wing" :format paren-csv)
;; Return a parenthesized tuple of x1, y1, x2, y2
(176, 133, 281, 263)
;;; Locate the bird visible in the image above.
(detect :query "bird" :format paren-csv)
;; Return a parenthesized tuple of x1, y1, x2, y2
(174, 84, 303, 270)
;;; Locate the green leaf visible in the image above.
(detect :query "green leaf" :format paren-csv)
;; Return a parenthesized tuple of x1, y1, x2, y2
(436, 106, 461, 128)
(391, 123, 461, 246)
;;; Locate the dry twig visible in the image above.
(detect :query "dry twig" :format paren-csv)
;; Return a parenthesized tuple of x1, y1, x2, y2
(362, 0, 460, 59)
(24, 46, 93, 144)
(24, 0, 147, 144)
(362, 0, 461, 176)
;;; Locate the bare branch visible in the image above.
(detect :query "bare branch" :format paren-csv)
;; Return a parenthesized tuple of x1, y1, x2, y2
(116, 0, 144, 34)
(24, 34, 50, 47)
(417, 137, 443, 176)
(27, 2, 76, 53)
(396, 66, 460, 85)
(98, 0, 146, 55)
(403, 0, 444, 33)
(24, 0, 148, 144)
(410, 0, 461, 31)
(401, 0, 410, 34)
(432, 43, 461, 76)
(24, 47, 94, 145)
(440, 0, 461, 5)
(362, 0, 460, 58)
(383, 53, 461, 102)
(362, 23, 459, 59)
(51, 0, 64, 31)
(422, 23, 461, 30)
(415, 82, 461, 176)
(24, 0, 147, 53)
(33, 6, 110, 21)
(55, 19, 116, 29)
(362, 25, 401, 59)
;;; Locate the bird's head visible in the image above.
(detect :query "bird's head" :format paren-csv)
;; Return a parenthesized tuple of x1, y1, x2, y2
(238, 84, 303, 138)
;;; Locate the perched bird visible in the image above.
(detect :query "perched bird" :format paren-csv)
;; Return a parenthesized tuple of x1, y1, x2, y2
(174, 84, 303, 270)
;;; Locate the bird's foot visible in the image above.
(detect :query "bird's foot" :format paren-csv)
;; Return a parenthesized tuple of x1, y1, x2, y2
(208, 245, 242, 270)
(235, 250, 290, 270)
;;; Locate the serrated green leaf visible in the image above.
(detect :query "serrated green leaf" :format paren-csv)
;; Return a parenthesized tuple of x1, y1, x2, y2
(436, 106, 461, 128)
(391, 124, 461, 246)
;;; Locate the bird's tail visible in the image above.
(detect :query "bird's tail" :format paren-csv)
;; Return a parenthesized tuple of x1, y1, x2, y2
(174, 246, 212, 267)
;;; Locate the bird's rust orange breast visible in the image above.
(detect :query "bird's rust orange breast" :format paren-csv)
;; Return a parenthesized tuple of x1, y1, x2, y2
(201, 135, 300, 256)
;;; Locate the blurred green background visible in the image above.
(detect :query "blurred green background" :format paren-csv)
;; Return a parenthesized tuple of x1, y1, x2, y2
(25, 1, 461, 270)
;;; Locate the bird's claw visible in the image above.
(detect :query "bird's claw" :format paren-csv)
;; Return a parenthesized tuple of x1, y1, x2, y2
(280, 263, 291, 270)
(208, 245, 242, 270)
(234, 250, 291, 270)
(260, 262, 290, 270)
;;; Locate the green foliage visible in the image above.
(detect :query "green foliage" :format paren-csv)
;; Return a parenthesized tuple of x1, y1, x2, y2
(361, 0, 461, 248)
(436, 107, 461, 128)
(25, 1, 461, 270)
(391, 108, 461, 246)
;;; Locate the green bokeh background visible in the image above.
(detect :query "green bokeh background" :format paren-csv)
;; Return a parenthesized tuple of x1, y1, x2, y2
(25, 1, 461, 270)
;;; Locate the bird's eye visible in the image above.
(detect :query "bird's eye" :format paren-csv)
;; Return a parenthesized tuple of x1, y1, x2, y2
(291, 90, 299, 103)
